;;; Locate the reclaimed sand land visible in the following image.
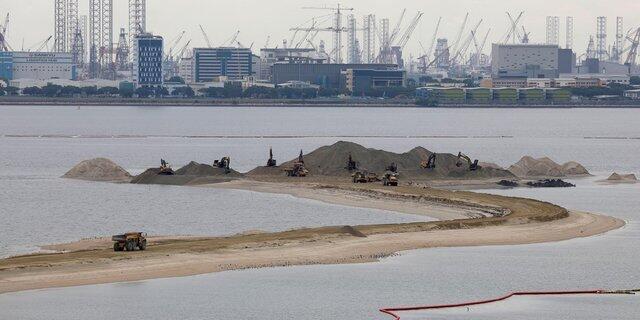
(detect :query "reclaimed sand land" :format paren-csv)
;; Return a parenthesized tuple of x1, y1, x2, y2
(0, 180, 623, 294)
(0, 141, 622, 294)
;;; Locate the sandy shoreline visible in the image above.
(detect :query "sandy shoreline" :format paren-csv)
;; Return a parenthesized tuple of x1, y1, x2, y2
(0, 181, 625, 295)
(212, 180, 505, 220)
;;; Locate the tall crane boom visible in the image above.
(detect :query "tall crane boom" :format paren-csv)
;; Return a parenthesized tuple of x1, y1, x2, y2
(450, 13, 469, 57)
(166, 31, 186, 61)
(199, 25, 212, 48)
(388, 9, 406, 45)
(397, 11, 423, 49)
(0, 12, 10, 52)
(425, 17, 442, 62)
(625, 27, 640, 66)
(450, 19, 483, 65)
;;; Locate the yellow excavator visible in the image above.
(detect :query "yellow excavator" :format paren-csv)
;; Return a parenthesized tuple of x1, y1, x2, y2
(158, 159, 175, 175)
(420, 153, 437, 169)
(284, 150, 309, 177)
(456, 152, 480, 171)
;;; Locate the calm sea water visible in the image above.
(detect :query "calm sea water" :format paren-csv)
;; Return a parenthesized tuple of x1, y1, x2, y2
(0, 106, 639, 319)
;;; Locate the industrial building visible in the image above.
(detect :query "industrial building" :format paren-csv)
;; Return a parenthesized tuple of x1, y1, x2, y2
(0, 51, 76, 81)
(491, 44, 561, 78)
(193, 47, 252, 82)
(0, 52, 12, 80)
(178, 57, 194, 84)
(416, 87, 571, 103)
(345, 69, 405, 93)
(272, 63, 398, 89)
(132, 33, 164, 87)
(259, 48, 329, 81)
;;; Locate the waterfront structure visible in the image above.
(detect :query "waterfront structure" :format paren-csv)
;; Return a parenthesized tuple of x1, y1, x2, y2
(491, 44, 560, 78)
(178, 57, 194, 84)
(623, 89, 640, 100)
(272, 63, 397, 89)
(132, 33, 163, 87)
(0, 52, 13, 80)
(465, 87, 492, 102)
(193, 47, 252, 82)
(558, 49, 576, 74)
(258, 48, 328, 81)
(345, 69, 405, 93)
(0, 52, 75, 80)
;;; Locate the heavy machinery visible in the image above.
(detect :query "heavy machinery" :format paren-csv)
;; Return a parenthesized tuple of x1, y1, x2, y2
(284, 162, 308, 177)
(112, 232, 147, 252)
(352, 171, 380, 183)
(266, 148, 277, 167)
(284, 150, 309, 177)
(420, 153, 437, 169)
(346, 154, 357, 171)
(456, 152, 480, 171)
(382, 172, 399, 186)
(214, 157, 231, 173)
(158, 159, 175, 175)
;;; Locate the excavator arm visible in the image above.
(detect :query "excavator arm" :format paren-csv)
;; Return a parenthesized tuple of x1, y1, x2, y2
(456, 152, 480, 171)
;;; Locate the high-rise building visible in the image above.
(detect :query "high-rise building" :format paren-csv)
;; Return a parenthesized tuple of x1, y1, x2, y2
(193, 47, 252, 82)
(132, 33, 163, 87)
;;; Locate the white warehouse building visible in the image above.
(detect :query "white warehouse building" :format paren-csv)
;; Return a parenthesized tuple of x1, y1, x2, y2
(2, 52, 76, 81)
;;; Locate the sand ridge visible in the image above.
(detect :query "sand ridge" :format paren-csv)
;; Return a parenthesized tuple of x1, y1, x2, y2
(0, 181, 624, 294)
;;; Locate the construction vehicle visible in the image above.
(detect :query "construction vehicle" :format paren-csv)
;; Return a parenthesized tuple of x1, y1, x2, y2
(346, 154, 358, 171)
(352, 171, 380, 183)
(214, 157, 231, 173)
(284, 150, 308, 177)
(112, 232, 147, 252)
(456, 152, 480, 171)
(266, 148, 277, 167)
(158, 159, 175, 175)
(420, 153, 437, 169)
(383, 172, 399, 186)
(386, 162, 398, 173)
(284, 162, 308, 177)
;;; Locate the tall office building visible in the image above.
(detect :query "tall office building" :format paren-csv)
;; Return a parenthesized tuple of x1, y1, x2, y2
(193, 47, 252, 82)
(132, 33, 164, 87)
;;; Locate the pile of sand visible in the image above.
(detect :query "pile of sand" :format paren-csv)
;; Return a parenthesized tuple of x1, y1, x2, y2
(131, 161, 243, 185)
(508, 156, 589, 178)
(249, 141, 514, 180)
(605, 173, 638, 183)
(63, 158, 132, 182)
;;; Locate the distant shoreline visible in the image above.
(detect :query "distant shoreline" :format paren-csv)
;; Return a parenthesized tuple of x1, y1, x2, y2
(1, 97, 640, 108)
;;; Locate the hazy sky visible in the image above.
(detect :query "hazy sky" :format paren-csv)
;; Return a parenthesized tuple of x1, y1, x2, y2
(2, 0, 639, 59)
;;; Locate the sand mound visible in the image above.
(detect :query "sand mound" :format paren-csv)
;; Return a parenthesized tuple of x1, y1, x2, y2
(479, 162, 504, 170)
(131, 161, 243, 185)
(63, 158, 132, 182)
(508, 156, 589, 178)
(606, 173, 637, 182)
(250, 141, 514, 180)
(561, 161, 590, 176)
(175, 161, 243, 177)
